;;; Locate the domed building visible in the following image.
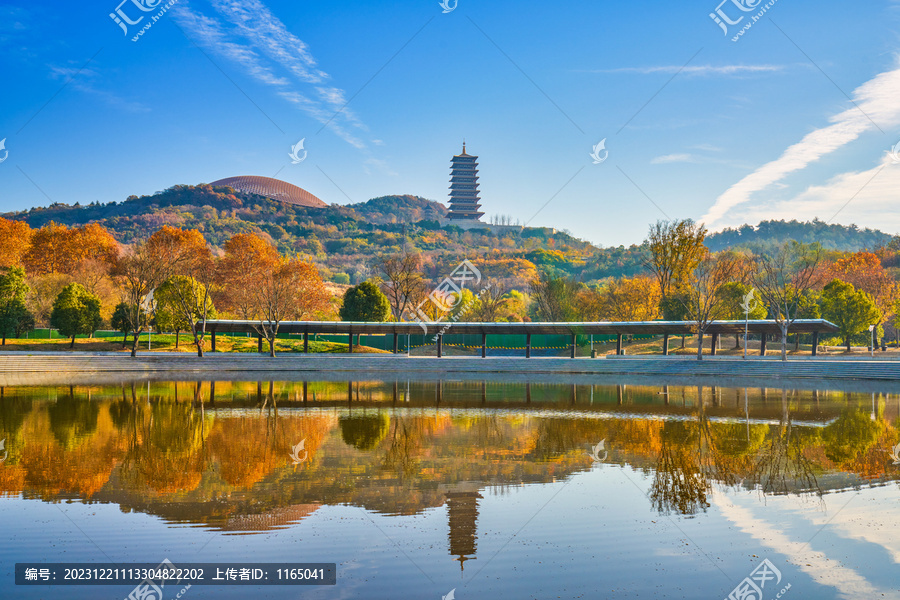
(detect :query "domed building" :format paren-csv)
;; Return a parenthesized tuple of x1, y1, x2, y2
(209, 176, 327, 208)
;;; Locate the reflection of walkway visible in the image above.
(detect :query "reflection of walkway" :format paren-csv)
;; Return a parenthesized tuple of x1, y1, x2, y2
(445, 488, 482, 570)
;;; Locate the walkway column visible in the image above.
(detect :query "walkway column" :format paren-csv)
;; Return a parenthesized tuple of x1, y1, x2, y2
(570, 334, 577, 358)
(349, 331, 353, 353)
(811, 331, 818, 357)
(257, 335, 263, 353)
(211, 331, 216, 353)
(481, 333, 487, 358)
(616, 334, 622, 356)
(393, 333, 399, 354)
(303, 332, 309, 353)
(710, 333, 718, 356)
(302, 381, 308, 403)
(437, 334, 443, 358)
(760, 334, 767, 356)
(662, 334, 669, 356)
(526, 333, 531, 358)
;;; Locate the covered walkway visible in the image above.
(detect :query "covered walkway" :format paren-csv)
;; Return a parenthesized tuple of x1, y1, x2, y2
(203, 319, 840, 358)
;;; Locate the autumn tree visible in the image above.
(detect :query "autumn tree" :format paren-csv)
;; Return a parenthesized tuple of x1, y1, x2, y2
(156, 276, 217, 357)
(752, 242, 823, 361)
(142, 227, 216, 357)
(0, 267, 34, 344)
(718, 282, 767, 348)
(26, 274, 72, 330)
(827, 251, 898, 326)
(468, 281, 507, 322)
(23, 222, 118, 276)
(218, 233, 280, 318)
(372, 249, 428, 321)
(156, 277, 216, 350)
(528, 271, 583, 321)
(50, 283, 102, 348)
(644, 219, 707, 300)
(820, 279, 881, 352)
(250, 258, 330, 357)
(596, 275, 661, 322)
(680, 253, 740, 360)
(110, 302, 134, 348)
(112, 242, 169, 357)
(0, 218, 33, 268)
(339, 281, 391, 322)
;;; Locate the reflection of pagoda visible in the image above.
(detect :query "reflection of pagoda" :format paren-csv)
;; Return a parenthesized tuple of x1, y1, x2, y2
(447, 143, 484, 221)
(446, 491, 482, 570)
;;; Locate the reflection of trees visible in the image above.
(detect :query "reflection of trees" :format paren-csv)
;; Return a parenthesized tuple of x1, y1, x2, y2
(650, 421, 710, 515)
(822, 406, 883, 465)
(748, 392, 821, 495)
(0, 394, 33, 460)
(381, 415, 429, 478)
(527, 419, 597, 460)
(118, 400, 211, 495)
(340, 413, 389, 451)
(47, 389, 99, 449)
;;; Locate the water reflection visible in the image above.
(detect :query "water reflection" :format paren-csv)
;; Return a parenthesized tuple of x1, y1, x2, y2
(1, 380, 898, 569)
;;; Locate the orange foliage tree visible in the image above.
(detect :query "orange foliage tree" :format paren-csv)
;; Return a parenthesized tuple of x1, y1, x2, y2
(826, 251, 898, 322)
(218, 233, 280, 318)
(0, 218, 33, 268)
(23, 222, 118, 275)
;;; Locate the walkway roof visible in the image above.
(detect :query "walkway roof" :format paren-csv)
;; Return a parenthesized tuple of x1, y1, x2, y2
(203, 319, 839, 337)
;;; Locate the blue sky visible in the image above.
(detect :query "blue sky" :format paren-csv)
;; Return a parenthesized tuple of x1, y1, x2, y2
(2, 0, 900, 246)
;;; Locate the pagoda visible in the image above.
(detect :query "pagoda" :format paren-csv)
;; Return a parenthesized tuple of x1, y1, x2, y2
(447, 143, 484, 221)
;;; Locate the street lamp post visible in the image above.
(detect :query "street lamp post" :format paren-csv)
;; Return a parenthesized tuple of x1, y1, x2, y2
(868, 324, 875, 358)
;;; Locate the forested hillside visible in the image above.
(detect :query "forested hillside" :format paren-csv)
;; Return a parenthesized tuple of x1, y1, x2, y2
(3, 184, 896, 287)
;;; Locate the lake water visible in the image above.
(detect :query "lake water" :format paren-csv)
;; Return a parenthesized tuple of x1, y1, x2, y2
(1, 378, 898, 599)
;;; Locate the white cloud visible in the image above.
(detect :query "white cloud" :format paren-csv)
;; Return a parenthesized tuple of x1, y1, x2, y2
(172, 0, 366, 148)
(702, 60, 900, 228)
(651, 153, 695, 164)
(729, 155, 900, 232)
(588, 64, 785, 76)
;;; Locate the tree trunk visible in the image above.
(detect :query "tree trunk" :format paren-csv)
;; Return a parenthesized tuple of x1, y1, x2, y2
(70, 336, 76, 348)
(196, 340, 204, 357)
(2, 334, 5, 346)
(696, 331, 704, 361)
(122, 332, 128, 348)
(681, 335, 685, 349)
(780, 324, 788, 361)
(269, 338, 276, 358)
(846, 337, 851, 352)
(131, 330, 140, 357)
(175, 330, 180, 349)
(734, 334, 740, 349)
